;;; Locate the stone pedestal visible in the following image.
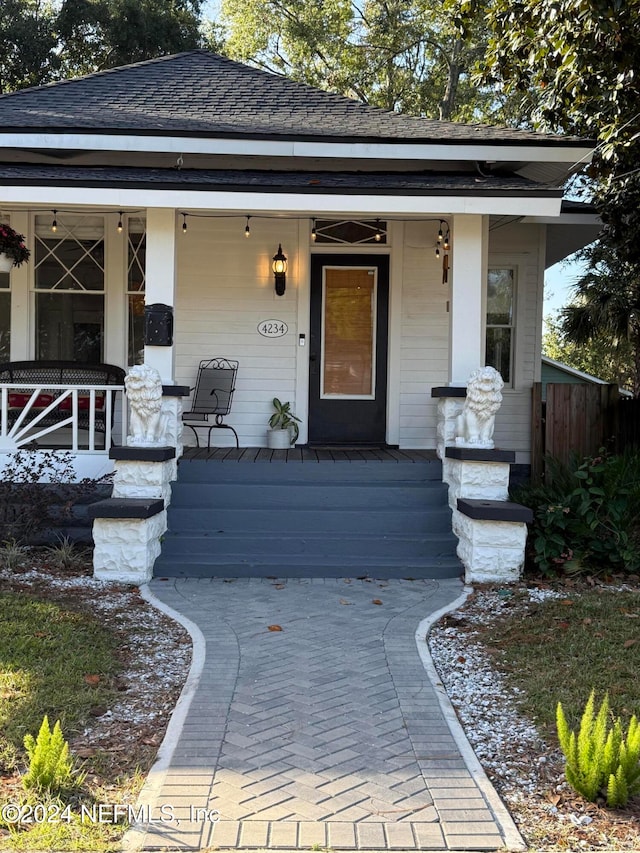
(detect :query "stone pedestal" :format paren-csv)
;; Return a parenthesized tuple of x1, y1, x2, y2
(89, 383, 189, 585)
(110, 446, 176, 506)
(443, 447, 514, 509)
(430, 394, 532, 585)
(90, 498, 166, 584)
(453, 499, 533, 584)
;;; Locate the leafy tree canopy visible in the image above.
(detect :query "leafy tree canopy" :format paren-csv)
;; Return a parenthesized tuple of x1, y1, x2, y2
(219, 0, 525, 123)
(0, 0, 206, 91)
(465, 0, 640, 259)
(0, 0, 59, 92)
(545, 240, 640, 395)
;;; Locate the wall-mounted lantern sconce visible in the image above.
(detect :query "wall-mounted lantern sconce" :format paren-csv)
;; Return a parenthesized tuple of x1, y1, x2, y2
(272, 244, 287, 296)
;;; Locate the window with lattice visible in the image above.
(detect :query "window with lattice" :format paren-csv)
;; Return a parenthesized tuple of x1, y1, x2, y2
(127, 217, 146, 366)
(312, 220, 387, 245)
(33, 215, 105, 362)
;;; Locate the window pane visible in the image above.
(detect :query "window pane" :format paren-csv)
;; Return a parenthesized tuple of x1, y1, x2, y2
(128, 294, 145, 365)
(0, 291, 9, 361)
(36, 293, 104, 362)
(486, 327, 511, 384)
(314, 220, 387, 245)
(0, 271, 9, 289)
(35, 238, 104, 291)
(128, 227, 146, 293)
(487, 269, 514, 326)
(322, 268, 375, 397)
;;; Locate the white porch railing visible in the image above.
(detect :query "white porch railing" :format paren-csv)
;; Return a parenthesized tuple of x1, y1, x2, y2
(0, 383, 127, 453)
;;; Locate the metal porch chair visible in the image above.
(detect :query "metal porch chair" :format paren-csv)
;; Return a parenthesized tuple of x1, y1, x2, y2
(182, 357, 239, 448)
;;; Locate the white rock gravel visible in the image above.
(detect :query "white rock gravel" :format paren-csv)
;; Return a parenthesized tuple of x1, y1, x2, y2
(427, 586, 640, 852)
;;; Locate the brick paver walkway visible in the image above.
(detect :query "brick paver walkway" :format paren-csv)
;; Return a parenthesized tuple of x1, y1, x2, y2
(131, 578, 522, 852)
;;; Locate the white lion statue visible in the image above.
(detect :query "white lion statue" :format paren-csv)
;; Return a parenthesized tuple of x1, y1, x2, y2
(125, 364, 166, 446)
(455, 366, 504, 448)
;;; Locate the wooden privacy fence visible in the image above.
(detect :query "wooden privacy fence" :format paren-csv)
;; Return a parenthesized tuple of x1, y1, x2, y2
(531, 383, 620, 482)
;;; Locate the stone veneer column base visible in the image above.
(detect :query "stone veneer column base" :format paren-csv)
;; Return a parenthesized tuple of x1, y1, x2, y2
(93, 513, 166, 584)
(89, 384, 190, 585)
(110, 446, 177, 506)
(454, 499, 533, 584)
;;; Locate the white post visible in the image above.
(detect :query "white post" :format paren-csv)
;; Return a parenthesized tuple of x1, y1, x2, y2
(449, 214, 488, 385)
(144, 208, 177, 384)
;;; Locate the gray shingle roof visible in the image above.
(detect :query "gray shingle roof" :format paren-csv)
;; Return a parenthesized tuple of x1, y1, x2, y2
(0, 163, 564, 195)
(0, 51, 588, 147)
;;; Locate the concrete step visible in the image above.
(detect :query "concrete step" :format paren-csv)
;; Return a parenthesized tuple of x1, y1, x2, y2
(155, 453, 462, 578)
(166, 506, 453, 534)
(159, 531, 459, 559)
(176, 458, 444, 483)
(169, 480, 449, 509)
(153, 554, 462, 579)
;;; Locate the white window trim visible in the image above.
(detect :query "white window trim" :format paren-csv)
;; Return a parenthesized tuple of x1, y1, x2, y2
(486, 261, 519, 389)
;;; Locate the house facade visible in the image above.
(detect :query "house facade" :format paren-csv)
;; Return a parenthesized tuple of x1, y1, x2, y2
(0, 51, 599, 473)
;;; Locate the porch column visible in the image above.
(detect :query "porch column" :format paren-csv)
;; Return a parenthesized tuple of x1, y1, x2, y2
(144, 208, 178, 384)
(449, 214, 488, 385)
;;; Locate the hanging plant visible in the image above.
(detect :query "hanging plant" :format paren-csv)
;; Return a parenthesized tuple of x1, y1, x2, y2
(0, 223, 30, 267)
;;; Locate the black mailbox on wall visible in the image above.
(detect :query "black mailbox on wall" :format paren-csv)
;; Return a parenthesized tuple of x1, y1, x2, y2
(144, 303, 174, 346)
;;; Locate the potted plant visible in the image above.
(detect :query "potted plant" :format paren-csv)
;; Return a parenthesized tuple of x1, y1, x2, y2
(0, 223, 30, 272)
(267, 397, 301, 448)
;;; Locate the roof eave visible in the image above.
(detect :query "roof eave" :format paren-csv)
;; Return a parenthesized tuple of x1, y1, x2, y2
(0, 131, 595, 166)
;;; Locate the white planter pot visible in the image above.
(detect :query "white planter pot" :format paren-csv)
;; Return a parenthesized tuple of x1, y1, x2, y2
(0, 253, 13, 273)
(267, 428, 292, 449)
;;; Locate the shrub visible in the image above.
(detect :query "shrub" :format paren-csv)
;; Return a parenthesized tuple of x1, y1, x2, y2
(0, 449, 100, 544)
(513, 450, 640, 575)
(0, 537, 28, 571)
(22, 716, 79, 794)
(557, 691, 640, 808)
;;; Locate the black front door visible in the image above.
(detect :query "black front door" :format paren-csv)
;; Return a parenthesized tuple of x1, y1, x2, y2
(308, 254, 389, 445)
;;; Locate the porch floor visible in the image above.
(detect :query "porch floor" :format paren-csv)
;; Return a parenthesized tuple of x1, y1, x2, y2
(181, 447, 439, 463)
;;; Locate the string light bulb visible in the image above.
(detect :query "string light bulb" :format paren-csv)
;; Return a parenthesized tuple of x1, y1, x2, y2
(437, 222, 443, 243)
(311, 218, 317, 242)
(51, 210, 57, 233)
(443, 231, 450, 251)
(117, 212, 123, 234)
(374, 219, 382, 242)
(435, 246, 440, 259)
(181, 213, 188, 234)
(244, 216, 251, 238)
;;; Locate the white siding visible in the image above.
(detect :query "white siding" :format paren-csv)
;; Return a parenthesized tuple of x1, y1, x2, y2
(489, 223, 544, 463)
(397, 220, 544, 462)
(175, 217, 300, 447)
(398, 221, 450, 447)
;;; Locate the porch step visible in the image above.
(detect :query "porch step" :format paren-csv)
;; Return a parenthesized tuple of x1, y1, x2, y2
(154, 455, 462, 579)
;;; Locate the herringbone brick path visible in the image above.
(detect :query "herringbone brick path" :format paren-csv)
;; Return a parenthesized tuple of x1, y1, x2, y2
(134, 578, 514, 851)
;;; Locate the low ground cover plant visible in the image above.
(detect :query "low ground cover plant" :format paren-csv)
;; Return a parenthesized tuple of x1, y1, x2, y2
(557, 691, 640, 808)
(23, 716, 80, 795)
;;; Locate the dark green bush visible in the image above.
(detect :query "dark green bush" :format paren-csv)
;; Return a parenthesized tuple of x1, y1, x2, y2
(512, 450, 640, 575)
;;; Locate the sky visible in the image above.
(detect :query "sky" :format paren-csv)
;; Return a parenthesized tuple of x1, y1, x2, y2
(544, 256, 584, 320)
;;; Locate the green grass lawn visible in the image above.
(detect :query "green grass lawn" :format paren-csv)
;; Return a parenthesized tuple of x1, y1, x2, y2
(0, 591, 124, 851)
(480, 587, 640, 737)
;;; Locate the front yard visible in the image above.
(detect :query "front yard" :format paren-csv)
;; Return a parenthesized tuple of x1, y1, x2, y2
(429, 578, 640, 851)
(0, 548, 638, 852)
(0, 552, 190, 851)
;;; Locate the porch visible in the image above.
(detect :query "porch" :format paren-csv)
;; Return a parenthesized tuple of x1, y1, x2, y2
(180, 447, 438, 463)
